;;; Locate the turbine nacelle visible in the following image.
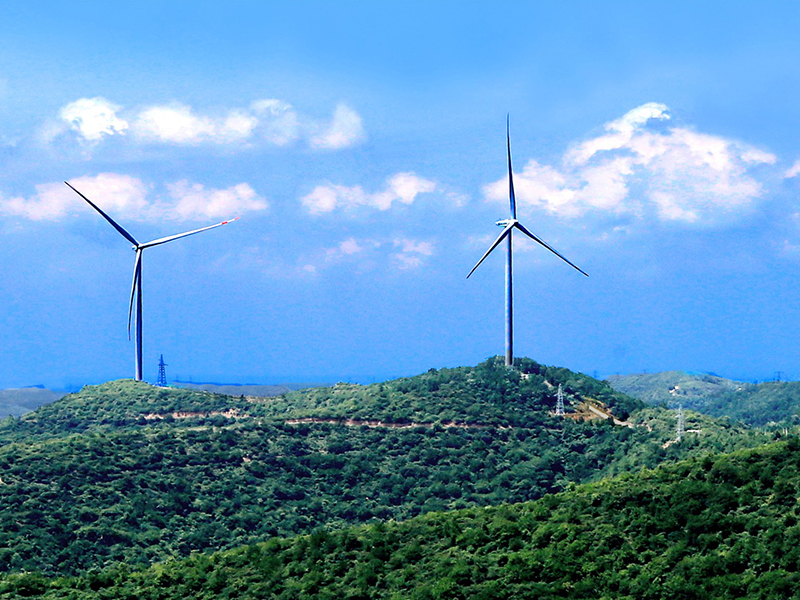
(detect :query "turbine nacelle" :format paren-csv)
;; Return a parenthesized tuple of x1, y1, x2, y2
(468, 118, 588, 280)
(468, 217, 587, 279)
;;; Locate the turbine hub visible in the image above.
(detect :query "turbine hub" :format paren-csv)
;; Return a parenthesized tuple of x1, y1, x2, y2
(495, 218, 516, 227)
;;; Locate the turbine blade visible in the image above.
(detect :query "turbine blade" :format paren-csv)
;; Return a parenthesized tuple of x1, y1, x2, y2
(507, 115, 517, 220)
(127, 249, 142, 339)
(64, 181, 139, 246)
(467, 222, 514, 279)
(139, 217, 240, 249)
(514, 222, 588, 277)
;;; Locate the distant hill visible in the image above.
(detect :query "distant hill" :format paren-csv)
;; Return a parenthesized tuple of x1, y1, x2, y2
(0, 387, 65, 418)
(608, 371, 800, 427)
(693, 381, 800, 427)
(606, 370, 743, 409)
(6, 437, 800, 599)
(0, 358, 770, 576)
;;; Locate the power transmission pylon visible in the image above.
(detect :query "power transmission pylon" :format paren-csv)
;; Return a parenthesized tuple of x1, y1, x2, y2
(157, 355, 168, 387)
(555, 384, 565, 416)
(676, 405, 685, 442)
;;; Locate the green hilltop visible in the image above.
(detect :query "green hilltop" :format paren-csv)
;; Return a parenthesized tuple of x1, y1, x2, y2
(0, 358, 772, 577)
(4, 438, 800, 599)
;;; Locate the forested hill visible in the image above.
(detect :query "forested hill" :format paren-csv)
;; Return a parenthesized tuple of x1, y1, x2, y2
(608, 371, 800, 427)
(3, 379, 252, 438)
(0, 358, 771, 576)
(684, 381, 800, 427)
(606, 370, 743, 408)
(6, 438, 800, 599)
(251, 357, 644, 425)
(9, 357, 643, 436)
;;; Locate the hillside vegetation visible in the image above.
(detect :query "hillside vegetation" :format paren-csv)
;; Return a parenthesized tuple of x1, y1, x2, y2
(0, 358, 770, 576)
(608, 371, 800, 427)
(5, 438, 800, 599)
(693, 381, 800, 427)
(606, 371, 743, 408)
(175, 382, 295, 397)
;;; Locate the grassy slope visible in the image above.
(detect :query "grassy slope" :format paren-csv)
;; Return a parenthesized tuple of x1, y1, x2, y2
(0, 358, 771, 576)
(6, 438, 800, 599)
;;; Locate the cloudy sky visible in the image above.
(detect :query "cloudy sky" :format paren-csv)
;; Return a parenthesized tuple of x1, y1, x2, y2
(3, 1, 800, 388)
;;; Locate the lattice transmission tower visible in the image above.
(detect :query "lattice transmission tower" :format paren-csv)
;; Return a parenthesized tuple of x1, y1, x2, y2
(676, 405, 685, 441)
(157, 355, 168, 387)
(555, 384, 565, 416)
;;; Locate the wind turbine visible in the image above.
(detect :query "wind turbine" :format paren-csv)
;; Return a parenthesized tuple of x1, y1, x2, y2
(65, 181, 239, 381)
(467, 117, 588, 368)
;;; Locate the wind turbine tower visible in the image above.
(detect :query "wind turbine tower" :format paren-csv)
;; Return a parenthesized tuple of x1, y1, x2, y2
(676, 405, 685, 442)
(66, 182, 238, 381)
(467, 117, 588, 367)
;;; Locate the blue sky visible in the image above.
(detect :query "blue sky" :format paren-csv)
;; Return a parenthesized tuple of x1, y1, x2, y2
(3, 1, 800, 388)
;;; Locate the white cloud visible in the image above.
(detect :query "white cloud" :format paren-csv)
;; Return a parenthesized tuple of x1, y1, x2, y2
(393, 237, 434, 256)
(0, 173, 148, 221)
(784, 160, 800, 179)
(336, 237, 364, 255)
(302, 185, 365, 214)
(251, 99, 300, 145)
(302, 172, 436, 214)
(391, 237, 435, 270)
(565, 103, 670, 165)
(0, 174, 266, 222)
(132, 103, 268, 145)
(310, 104, 364, 149)
(59, 97, 129, 142)
(392, 254, 425, 270)
(445, 191, 470, 207)
(486, 103, 777, 225)
(222, 111, 260, 140)
(134, 104, 218, 144)
(166, 181, 268, 220)
(300, 235, 435, 274)
(320, 237, 381, 264)
(51, 97, 363, 150)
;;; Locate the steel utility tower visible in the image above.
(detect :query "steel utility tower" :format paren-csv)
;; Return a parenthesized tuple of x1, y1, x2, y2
(676, 405, 685, 441)
(157, 355, 168, 387)
(555, 384, 565, 416)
